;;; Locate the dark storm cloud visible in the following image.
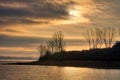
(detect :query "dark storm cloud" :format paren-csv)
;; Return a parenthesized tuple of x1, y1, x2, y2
(0, 0, 75, 25)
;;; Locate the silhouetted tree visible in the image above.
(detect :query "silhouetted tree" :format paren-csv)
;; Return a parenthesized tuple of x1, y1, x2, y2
(84, 29, 92, 49)
(47, 31, 66, 53)
(47, 40, 55, 54)
(101, 27, 115, 48)
(84, 27, 115, 49)
(84, 28, 103, 49)
(38, 45, 47, 57)
(94, 28, 103, 48)
(38, 31, 66, 57)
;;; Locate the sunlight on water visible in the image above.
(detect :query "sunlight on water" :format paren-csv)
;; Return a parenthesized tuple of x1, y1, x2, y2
(61, 67, 120, 80)
(63, 67, 120, 80)
(61, 67, 91, 80)
(0, 65, 120, 80)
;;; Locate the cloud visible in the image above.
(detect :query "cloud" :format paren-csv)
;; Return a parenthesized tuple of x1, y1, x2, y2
(82, 0, 120, 27)
(3, 29, 23, 33)
(0, 34, 48, 47)
(0, 0, 75, 25)
(1, 0, 120, 56)
(0, 17, 49, 25)
(0, 34, 87, 48)
(0, 33, 87, 56)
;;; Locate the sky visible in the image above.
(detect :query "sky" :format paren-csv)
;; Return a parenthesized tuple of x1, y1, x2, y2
(0, 0, 120, 58)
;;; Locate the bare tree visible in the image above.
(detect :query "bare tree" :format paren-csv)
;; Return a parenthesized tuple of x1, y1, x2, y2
(47, 31, 65, 53)
(53, 31, 65, 52)
(38, 31, 66, 56)
(37, 45, 47, 57)
(101, 27, 115, 48)
(47, 40, 55, 54)
(89, 28, 103, 49)
(84, 27, 115, 49)
(90, 28, 96, 49)
(84, 28, 102, 49)
(84, 29, 92, 49)
(94, 28, 103, 48)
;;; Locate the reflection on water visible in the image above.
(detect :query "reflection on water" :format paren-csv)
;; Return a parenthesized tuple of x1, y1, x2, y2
(62, 67, 120, 80)
(0, 65, 120, 80)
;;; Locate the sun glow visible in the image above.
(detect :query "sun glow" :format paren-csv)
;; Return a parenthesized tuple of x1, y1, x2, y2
(69, 10, 81, 18)
(69, 11, 73, 15)
(67, 7, 90, 24)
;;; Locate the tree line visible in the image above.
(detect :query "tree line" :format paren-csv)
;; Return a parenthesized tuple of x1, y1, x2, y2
(38, 27, 120, 57)
(38, 31, 65, 57)
(84, 27, 116, 49)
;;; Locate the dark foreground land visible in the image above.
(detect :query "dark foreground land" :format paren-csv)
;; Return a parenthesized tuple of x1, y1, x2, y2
(6, 44, 120, 69)
(7, 48, 120, 69)
(9, 60, 120, 69)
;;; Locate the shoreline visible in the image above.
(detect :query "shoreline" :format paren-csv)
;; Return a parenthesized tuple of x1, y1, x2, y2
(6, 60, 120, 69)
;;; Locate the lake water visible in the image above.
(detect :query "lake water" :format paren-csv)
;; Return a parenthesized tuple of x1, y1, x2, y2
(0, 64, 120, 80)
